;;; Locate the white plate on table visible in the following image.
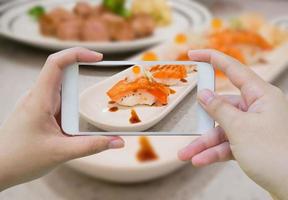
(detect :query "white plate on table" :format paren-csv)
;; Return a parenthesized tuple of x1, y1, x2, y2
(0, 0, 211, 53)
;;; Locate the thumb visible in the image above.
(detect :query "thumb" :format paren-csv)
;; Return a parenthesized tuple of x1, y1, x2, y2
(60, 136, 125, 161)
(197, 89, 242, 129)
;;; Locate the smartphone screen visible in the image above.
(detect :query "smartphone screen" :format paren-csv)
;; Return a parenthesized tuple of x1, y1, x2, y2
(76, 61, 205, 134)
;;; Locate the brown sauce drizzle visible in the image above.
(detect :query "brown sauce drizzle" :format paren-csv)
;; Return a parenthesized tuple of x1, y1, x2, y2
(129, 109, 141, 124)
(169, 88, 176, 94)
(137, 136, 158, 162)
(180, 78, 188, 83)
(258, 58, 268, 64)
(108, 101, 116, 104)
(152, 102, 166, 107)
(109, 106, 118, 112)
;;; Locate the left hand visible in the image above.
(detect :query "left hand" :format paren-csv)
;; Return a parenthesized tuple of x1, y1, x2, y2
(0, 47, 124, 191)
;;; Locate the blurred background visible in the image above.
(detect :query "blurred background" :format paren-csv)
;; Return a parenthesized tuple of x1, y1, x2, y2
(1, 0, 288, 199)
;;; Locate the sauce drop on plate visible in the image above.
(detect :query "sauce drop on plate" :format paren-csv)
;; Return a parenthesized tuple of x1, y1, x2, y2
(137, 136, 158, 162)
(169, 88, 176, 94)
(108, 101, 116, 104)
(129, 109, 141, 124)
(180, 78, 188, 83)
(109, 106, 118, 112)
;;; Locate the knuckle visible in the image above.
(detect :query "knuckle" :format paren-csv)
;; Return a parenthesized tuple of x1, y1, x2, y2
(207, 48, 218, 54)
(209, 97, 225, 115)
(72, 46, 86, 51)
(46, 54, 58, 65)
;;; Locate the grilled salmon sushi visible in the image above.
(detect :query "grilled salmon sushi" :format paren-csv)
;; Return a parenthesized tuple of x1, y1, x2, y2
(149, 64, 195, 86)
(107, 77, 170, 106)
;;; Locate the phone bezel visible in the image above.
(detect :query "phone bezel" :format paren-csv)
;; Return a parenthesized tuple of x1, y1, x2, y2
(61, 61, 215, 135)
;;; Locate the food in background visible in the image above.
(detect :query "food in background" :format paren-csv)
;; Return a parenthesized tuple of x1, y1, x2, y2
(28, 5, 45, 20)
(170, 14, 288, 78)
(136, 136, 158, 162)
(102, 0, 130, 17)
(131, 0, 172, 26)
(142, 51, 158, 61)
(29, 0, 172, 42)
(207, 29, 272, 65)
(174, 33, 188, 44)
(130, 14, 156, 38)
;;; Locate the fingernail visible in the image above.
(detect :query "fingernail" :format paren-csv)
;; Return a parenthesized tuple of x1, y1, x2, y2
(198, 89, 215, 105)
(108, 138, 124, 149)
(97, 52, 103, 56)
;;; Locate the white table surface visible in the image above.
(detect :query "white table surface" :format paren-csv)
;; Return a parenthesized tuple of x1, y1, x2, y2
(1, 0, 288, 199)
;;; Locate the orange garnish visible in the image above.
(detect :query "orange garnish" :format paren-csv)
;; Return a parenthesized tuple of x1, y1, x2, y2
(142, 51, 158, 61)
(132, 65, 141, 74)
(174, 33, 187, 44)
(211, 18, 223, 30)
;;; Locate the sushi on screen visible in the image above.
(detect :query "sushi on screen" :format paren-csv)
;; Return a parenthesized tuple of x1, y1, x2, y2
(106, 64, 196, 107)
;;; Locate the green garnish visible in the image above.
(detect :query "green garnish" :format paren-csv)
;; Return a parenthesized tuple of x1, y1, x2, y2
(28, 6, 45, 20)
(229, 18, 243, 30)
(102, 0, 130, 18)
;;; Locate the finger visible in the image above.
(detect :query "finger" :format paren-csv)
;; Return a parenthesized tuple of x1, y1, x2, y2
(189, 49, 267, 106)
(220, 95, 248, 111)
(191, 141, 233, 167)
(197, 89, 243, 129)
(35, 47, 102, 112)
(178, 126, 227, 161)
(59, 136, 124, 160)
(38, 47, 102, 90)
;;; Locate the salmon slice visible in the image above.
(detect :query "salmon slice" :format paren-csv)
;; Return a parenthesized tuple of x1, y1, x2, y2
(107, 77, 170, 106)
(149, 64, 187, 79)
(208, 29, 273, 50)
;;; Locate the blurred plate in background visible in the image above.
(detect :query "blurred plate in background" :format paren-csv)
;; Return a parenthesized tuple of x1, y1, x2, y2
(0, 0, 211, 53)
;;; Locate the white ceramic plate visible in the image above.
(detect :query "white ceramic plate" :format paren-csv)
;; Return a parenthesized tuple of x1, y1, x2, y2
(0, 0, 211, 53)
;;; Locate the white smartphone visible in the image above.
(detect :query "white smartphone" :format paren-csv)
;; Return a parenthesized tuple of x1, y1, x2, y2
(61, 61, 214, 135)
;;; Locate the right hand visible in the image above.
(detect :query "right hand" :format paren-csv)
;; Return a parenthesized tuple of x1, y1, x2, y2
(178, 49, 288, 199)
